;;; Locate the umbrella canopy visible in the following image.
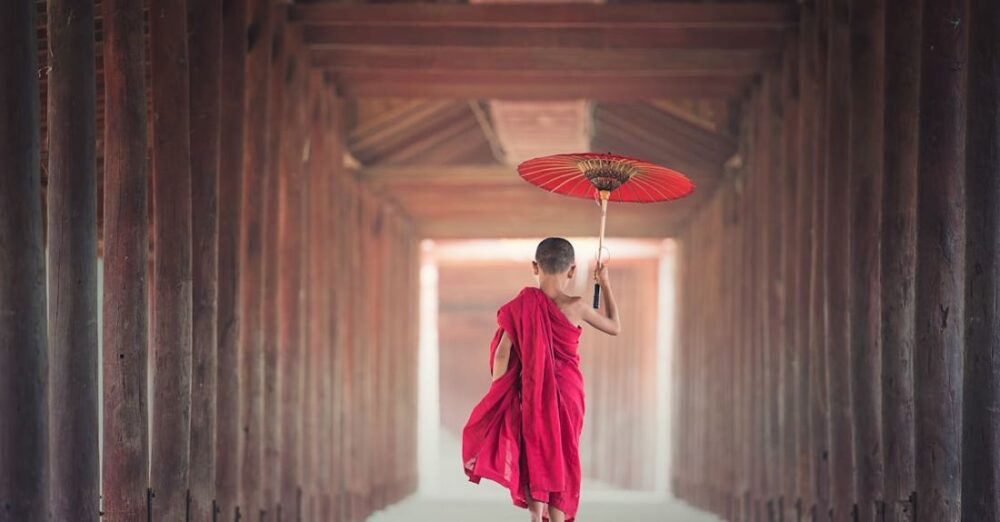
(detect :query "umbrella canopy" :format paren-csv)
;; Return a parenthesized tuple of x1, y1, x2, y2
(517, 152, 695, 203)
(517, 152, 694, 308)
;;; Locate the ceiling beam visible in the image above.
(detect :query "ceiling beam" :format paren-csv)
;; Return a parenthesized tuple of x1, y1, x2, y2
(360, 164, 521, 187)
(309, 47, 777, 76)
(288, 3, 797, 29)
(333, 72, 752, 100)
(301, 24, 786, 51)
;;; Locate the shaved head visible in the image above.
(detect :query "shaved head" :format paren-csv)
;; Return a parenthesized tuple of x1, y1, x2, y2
(535, 237, 575, 274)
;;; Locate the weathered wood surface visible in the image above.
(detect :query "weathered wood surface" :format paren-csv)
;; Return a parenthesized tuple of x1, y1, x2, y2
(216, 0, 248, 517)
(262, 7, 288, 517)
(188, 0, 223, 519)
(881, 1, 921, 520)
(46, 0, 99, 518)
(962, 1, 1000, 520)
(101, 0, 150, 517)
(149, 0, 194, 517)
(848, 0, 885, 520)
(0, 1, 49, 519)
(278, 25, 308, 522)
(914, 0, 968, 520)
(239, 0, 273, 517)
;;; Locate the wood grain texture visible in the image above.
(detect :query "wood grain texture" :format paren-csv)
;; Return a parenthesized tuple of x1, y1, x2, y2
(46, 0, 99, 518)
(100, 0, 149, 517)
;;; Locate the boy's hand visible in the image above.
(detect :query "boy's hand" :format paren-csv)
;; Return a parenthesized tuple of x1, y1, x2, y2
(596, 263, 611, 287)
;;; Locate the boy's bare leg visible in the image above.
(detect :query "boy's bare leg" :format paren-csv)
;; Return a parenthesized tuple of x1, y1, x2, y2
(528, 499, 546, 522)
(547, 505, 567, 522)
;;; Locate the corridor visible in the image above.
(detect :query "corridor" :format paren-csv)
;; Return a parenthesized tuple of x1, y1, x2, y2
(3, 0, 1000, 521)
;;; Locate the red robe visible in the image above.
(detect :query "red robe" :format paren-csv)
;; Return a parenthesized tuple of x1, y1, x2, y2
(462, 287, 585, 521)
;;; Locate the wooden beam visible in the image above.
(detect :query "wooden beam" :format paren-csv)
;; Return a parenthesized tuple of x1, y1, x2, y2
(302, 24, 786, 51)
(0, 1, 48, 519)
(289, 3, 797, 29)
(149, 0, 194, 517)
(914, 0, 968, 520)
(188, 0, 223, 519)
(962, 1, 1000, 519)
(216, 0, 247, 517)
(101, 0, 149, 518)
(240, 0, 273, 517)
(310, 47, 777, 76)
(361, 165, 520, 187)
(335, 72, 751, 100)
(46, 0, 99, 519)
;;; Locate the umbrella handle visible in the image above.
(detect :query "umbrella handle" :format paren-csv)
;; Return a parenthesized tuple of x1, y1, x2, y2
(594, 191, 610, 309)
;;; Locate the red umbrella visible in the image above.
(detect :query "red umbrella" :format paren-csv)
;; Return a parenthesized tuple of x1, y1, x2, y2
(517, 152, 695, 307)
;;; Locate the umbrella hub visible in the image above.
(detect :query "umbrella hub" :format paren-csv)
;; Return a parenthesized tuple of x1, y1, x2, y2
(577, 158, 638, 192)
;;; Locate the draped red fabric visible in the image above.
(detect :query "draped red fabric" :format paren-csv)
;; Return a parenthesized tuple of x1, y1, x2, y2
(463, 287, 585, 521)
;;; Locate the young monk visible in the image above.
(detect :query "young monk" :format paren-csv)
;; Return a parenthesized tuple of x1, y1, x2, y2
(462, 237, 621, 522)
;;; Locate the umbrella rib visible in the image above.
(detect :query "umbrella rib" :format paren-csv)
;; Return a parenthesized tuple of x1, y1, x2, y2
(626, 173, 667, 202)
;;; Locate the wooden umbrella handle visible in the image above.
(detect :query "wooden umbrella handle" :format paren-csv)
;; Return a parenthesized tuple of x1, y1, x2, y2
(593, 192, 609, 309)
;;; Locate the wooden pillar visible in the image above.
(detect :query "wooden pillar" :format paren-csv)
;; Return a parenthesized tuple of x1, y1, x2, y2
(914, 0, 968, 520)
(279, 29, 307, 520)
(188, 0, 223, 519)
(962, 0, 1000, 519)
(810, 0, 832, 516)
(303, 75, 326, 519)
(847, 1, 885, 520)
(101, 0, 149, 517)
(319, 88, 337, 519)
(217, 0, 248, 517)
(880, 1, 920, 520)
(239, 0, 272, 516)
(149, 0, 194, 517)
(795, 5, 818, 514)
(263, 8, 288, 517)
(0, 1, 48, 519)
(779, 37, 800, 521)
(46, 0, 98, 518)
(824, 0, 856, 517)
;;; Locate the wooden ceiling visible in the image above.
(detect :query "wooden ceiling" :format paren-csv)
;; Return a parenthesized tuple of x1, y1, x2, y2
(32, 1, 796, 241)
(312, 2, 793, 239)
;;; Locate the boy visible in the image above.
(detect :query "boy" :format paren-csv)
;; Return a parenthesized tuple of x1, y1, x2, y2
(462, 237, 621, 522)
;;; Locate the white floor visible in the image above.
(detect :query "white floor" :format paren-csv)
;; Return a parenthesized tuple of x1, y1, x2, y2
(366, 432, 721, 522)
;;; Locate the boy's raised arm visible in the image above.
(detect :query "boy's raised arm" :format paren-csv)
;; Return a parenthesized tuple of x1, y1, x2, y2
(583, 264, 621, 336)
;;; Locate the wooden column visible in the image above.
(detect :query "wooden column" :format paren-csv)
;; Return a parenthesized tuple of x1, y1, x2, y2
(779, 37, 800, 521)
(914, 0, 968, 520)
(101, 0, 149, 517)
(279, 29, 307, 520)
(848, 0, 885, 520)
(0, 1, 48, 519)
(188, 0, 223, 519)
(217, 0, 248, 517)
(824, 0, 856, 517)
(239, 0, 272, 516)
(303, 76, 326, 519)
(962, 0, 1000, 519)
(263, 8, 288, 517)
(794, 5, 818, 514)
(149, 0, 194, 517)
(46, 0, 98, 518)
(880, 1, 920, 520)
(810, 0, 831, 516)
